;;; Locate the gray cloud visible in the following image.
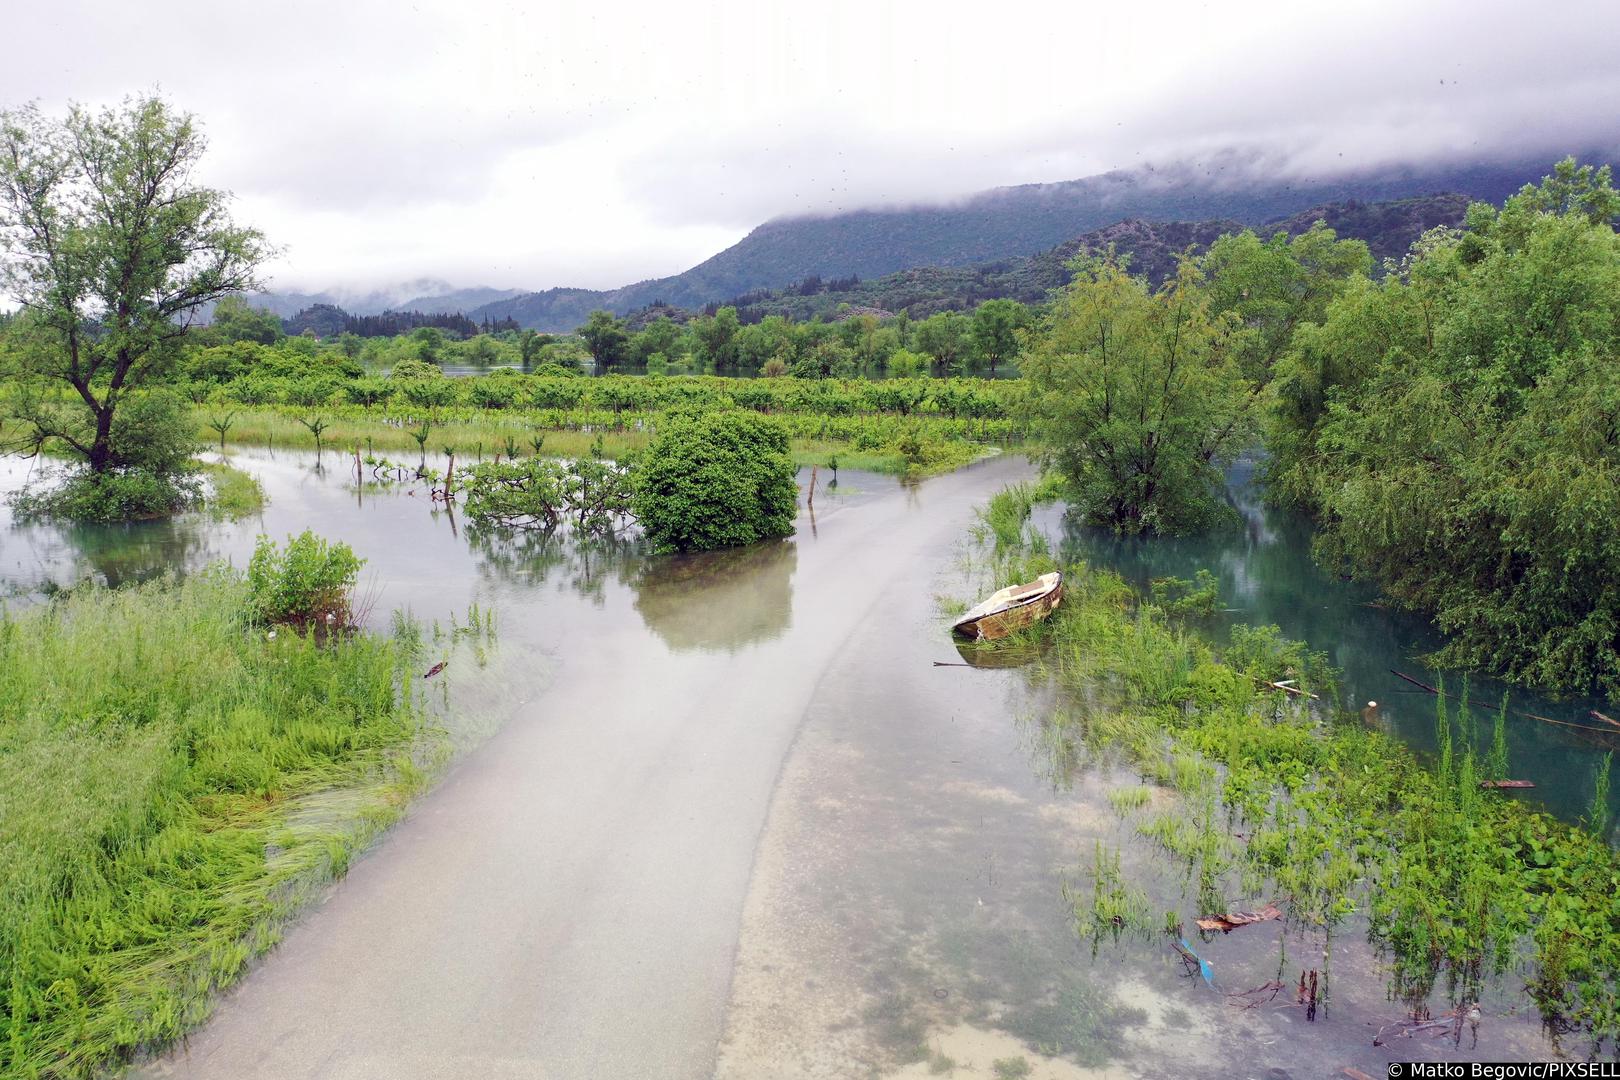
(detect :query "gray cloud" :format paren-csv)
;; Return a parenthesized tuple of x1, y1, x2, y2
(1, 0, 1616, 292)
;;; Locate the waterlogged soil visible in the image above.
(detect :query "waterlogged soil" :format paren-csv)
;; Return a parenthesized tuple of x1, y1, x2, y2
(0, 450, 1576, 1077)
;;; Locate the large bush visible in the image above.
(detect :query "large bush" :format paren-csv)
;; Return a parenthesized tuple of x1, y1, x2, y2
(631, 412, 798, 552)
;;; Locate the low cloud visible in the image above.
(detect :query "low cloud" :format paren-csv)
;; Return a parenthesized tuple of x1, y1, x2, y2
(2, 0, 1616, 292)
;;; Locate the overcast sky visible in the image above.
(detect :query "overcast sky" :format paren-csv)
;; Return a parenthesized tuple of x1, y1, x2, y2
(5, 0, 1617, 294)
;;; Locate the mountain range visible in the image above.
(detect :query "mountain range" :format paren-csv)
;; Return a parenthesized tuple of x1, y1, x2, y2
(253, 153, 1600, 332)
(679, 193, 1472, 325)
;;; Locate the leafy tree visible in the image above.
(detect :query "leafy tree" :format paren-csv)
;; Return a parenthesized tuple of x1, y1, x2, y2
(205, 296, 284, 345)
(1022, 257, 1255, 534)
(1200, 222, 1372, 382)
(516, 329, 553, 370)
(631, 412, 798, 552)
(1301, 160, 1620, 692)
(913, 310, 971, 375)
(631, 316, 682, 364)
(0, 95, 268, 516)
(691, 305, 739, 371)
(409, 326, 447, 364)
(578, 309, 631, 372)
(968, 298, 1030, 375)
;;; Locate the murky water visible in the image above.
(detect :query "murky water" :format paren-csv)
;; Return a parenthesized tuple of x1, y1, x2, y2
(0, 450, 1585, 1076)
(1040, 456, 1620, 830)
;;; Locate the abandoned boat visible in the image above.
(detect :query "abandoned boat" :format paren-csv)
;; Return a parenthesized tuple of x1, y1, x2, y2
(950, 571, 1063, 642)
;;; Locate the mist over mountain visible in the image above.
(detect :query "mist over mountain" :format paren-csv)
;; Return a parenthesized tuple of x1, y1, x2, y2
(461, 153, 1583, 330)
(242, 281, 523, 320)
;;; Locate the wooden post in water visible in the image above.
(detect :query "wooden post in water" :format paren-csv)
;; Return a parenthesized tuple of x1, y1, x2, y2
(807, 464, 818, 511)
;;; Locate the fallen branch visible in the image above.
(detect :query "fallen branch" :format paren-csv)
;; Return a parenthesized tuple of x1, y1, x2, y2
(1196, 903, 1282, 933)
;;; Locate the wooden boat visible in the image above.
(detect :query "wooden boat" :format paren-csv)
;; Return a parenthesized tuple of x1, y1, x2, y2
(951, 571, 1063, 642)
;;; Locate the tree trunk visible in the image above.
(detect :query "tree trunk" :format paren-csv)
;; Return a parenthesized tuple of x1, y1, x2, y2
(87, 407, 115, 472)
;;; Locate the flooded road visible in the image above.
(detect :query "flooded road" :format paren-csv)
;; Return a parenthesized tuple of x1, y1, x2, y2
(79, 451, 1034, 1080)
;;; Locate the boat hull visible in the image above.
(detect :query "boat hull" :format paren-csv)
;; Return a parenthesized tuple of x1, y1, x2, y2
(951, 574, 1064, 642)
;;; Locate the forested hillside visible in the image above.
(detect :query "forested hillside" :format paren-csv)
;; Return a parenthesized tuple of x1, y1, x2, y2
(472, 160, 1539, 329)
(621, 193, 1470, 324)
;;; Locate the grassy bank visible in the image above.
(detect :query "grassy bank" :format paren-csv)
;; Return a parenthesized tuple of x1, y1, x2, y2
(0, 571, 444, 1078)
(980, 483, 1620, 1050)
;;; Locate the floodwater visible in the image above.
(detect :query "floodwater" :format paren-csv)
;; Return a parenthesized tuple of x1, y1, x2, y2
(0, 450, 1588, 1077)
(1041, 456, 1620, 829)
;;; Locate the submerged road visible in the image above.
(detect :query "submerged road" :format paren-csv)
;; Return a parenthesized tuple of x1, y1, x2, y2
(138, 455, 1032, 1080)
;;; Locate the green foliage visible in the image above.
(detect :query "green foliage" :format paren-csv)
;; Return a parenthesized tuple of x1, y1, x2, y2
(631, 412, 798, 552)
(0, 570, 429, 1079)
(1022, 257, 1257, 534)
(246, 530, 364, 630)
(1292, 160, 1620, 693)
(1148, 570, 1220, 617)
(202, 296, 283, 346)
(198, 461, 265, 520)
(578, 309, 631, 370)
(9, 464, 201, 523)
(985, 482, 1620, 1043)
(0, 94, 268, 485)
(462, 456, 633, 536)
(968, 298, 1030, 374)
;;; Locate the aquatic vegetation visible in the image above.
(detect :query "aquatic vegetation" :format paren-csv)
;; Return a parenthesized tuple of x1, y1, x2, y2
(989, 483, 1620, 1049)
(462, 456, 634, 536)
(1147, 570, 1220, 618)
(198, 460, 266, 519)
(0, 569, 439, 1079)
(1068, 842, 1152, 950)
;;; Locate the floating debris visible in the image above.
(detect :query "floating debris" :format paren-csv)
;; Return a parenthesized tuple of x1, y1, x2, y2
(1373, 1003, 1480, 1049)
(1173, 937, 1215, 987)
(1479, 779, 1535, 789)
(1195, 903, 1282, 933)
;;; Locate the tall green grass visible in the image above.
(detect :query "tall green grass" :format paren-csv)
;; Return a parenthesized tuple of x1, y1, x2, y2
(0, 570, 435, 1078)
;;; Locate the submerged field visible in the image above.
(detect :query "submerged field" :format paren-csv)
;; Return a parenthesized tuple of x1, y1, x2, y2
(179, 373, 1020, 477)
(0, 570, 481, 1079)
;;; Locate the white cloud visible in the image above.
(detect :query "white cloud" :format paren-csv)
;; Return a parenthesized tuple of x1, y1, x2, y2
(1, 0, 1615, 293)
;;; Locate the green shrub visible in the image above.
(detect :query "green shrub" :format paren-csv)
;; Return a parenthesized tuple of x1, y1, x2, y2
(631, 412, 798, 552)
(246, 530, 363, 630)
(463, 457, 632, 536)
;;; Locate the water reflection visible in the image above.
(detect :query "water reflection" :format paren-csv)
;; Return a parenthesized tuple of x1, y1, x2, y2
(633, 540, 796, 652)
(1047, 455, 1620, 826)
(467, 526, 639, 606)
(1, 503, 228, 598)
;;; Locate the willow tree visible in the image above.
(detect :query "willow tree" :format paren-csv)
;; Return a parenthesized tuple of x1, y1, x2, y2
(0, 95, 269, 516)
(1022, 256, 1256, 535)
